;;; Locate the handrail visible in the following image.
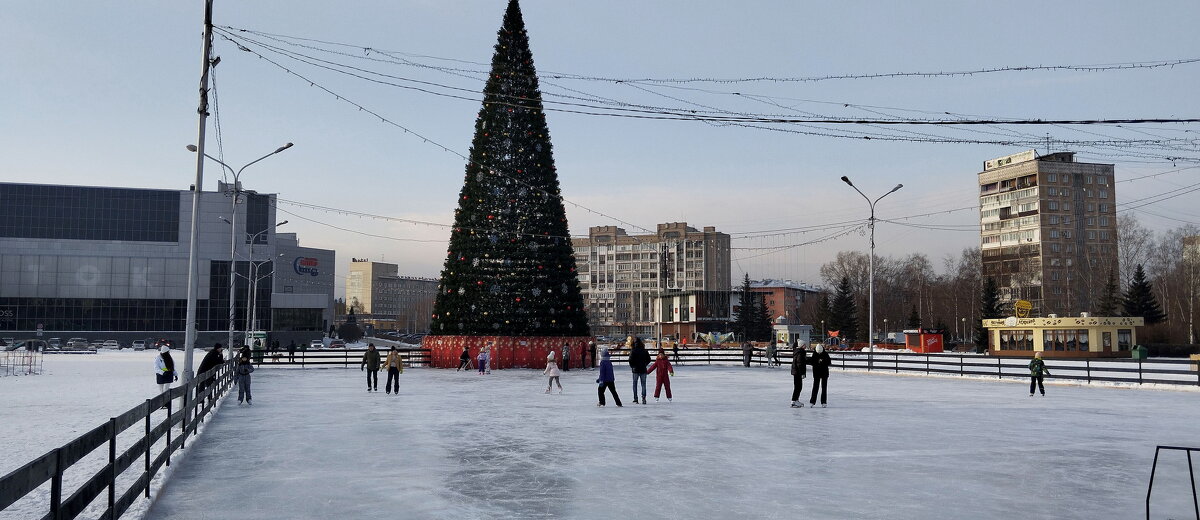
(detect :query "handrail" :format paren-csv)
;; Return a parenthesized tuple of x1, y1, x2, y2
(0, 358, 237, 519)
(1146, 445, 1199, 520)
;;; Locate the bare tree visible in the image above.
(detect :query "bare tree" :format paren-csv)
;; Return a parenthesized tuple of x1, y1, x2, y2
(1118, 214, 1153, 286)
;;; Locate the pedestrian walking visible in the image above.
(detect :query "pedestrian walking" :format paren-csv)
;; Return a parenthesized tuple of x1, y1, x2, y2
(154, 345, 177, 394)
(235, 354, 255, 405)
(287, 340, 297, 363)
(1029, 352, 1051, 396)
(628, 337, 651, 404)
(645, 350, 674, 402)
(742, 341, 753, 367)
(790, 347, 808, 408)
(809, 344, 831, 407)
(544, 351, 563, 394)
(361, 343, 381, 392)
(561, 342, 571, 372)
(596, 349, 622, 407)
(766, 341, 778, 368)
(383, 347, 404, 395)
(477, 345, 491, 375)
(457, 346, 472, 372)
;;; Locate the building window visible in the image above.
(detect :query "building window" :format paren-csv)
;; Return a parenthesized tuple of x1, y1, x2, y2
(1048, 201, 1059, 211)
(1086, 176, 1093, 184)
(1051, 243, 1061, 253)
(1049, 216, 1058, 225)
(1048, 174, 1057, 183)
(1086, 203, 1095, 212)
(1088, 231, 1097, 240)
(1063, 231, 1071, 239)
(1099, 216, 1109, 226)
(1099, 189, 1108, 199)
(1100, 203, 1111, 213)
(1099, 230, 1110, 240)
(1049, 230, 1059, 239)
(1117, 329, 1132, 351)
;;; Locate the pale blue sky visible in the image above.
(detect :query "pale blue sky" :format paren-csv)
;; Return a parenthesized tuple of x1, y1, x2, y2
(3, 1, 1198, 296)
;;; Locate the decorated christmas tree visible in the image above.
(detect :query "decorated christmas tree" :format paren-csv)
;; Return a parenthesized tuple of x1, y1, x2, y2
(425, 0, 590, 367)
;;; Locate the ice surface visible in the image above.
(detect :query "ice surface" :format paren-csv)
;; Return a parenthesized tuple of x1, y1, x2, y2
(137, 364, 1200, 520)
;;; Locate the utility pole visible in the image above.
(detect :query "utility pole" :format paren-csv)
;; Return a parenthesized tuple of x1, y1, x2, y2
(183, 0, 215, 383)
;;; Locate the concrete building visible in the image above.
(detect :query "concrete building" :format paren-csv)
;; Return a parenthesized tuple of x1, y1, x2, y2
(749, 279, 821, 324)
(344, 259, 438, 332)
(571, 223, 731, 339)
(0, 181, 333, 346)
(978, 151, 1117, 317)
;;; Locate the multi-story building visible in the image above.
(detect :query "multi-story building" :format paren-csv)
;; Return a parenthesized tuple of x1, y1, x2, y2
(978, 151, 1118, 317)
(345, 259, 438, 332)
(571, 223, 731, 339)
(0, 181, 333, 346)
(749, 279, 821, 323)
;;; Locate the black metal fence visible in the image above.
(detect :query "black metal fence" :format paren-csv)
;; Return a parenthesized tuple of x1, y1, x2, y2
(0, 359, 237, 520)
(245, 348, 431, 368)
(602, 347, 1200, 387)
(1146, 445, 1199, 520)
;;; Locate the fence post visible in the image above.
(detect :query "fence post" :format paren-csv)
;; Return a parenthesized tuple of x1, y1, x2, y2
(959, 354, 964, 376)
(50, 448, 62, 520)
(998, 357, 1002, 379)
(108, 417, 117, 516)
(1138, 359, 1143, 385)
(144, 399, 151, 498)
(165, 395, 173, 466)
(1086, 359, 1091, 384)
(181, 384, 189, 449)
(894, 354, 899, 373)
(925, 354, 930, 375)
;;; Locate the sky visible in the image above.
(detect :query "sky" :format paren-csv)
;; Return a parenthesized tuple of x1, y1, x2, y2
(3, 1, 1199, 298)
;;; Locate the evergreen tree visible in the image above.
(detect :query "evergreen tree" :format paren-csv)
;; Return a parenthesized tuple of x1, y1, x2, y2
(1122, 264, 1166, 324)
(429, 0, 589, 337)
(732, 274, 755, 340)
(906, 305, 921, 328)
(754, 294, 775, 342)
(828, 276, 859, 342)
(815, 293, 832, 334)
(1096, 269, 1120, 316)
(975, 277, 1002, 348)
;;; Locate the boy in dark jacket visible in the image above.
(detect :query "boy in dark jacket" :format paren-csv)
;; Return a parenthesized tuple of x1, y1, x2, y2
(808, 345, 832, 407)
(361, 343, 381, 392)
(1029, 352, 1051, 396)
(596, 349, 622, 407)
(628, 338, 651, 404)
(235, 354, 255, 405)
(791, 347, 808, 408)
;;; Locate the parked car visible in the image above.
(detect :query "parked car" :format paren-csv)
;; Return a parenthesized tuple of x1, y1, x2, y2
(67, 338, 89, 348)
(328, 340, 346, 349)
(153, 339, 175, 350)
(102, 340, 122, 349)
(6, 339, 48, 352)
(48, 338, 62, 349)
(131, 340, 147, 351)
(1, 338, 14, 347)
(309, 339, 325, 350)
(90, 340, 105, 349)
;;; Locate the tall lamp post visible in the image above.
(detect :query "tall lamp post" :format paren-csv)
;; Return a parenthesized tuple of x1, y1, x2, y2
(189, 143, 293, 353)
(840, 176, 902, 370)
(235, 222, 287, 347)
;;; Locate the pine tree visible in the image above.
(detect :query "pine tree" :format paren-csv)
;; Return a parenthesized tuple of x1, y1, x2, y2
(732, 274, 755, 340)
(755, 294, 775, 342)
(1096, 269, 1120, 316)
(975, 277, 1002, 348)
(815, 293, 832, 334)
(429, 1, 589, 337)
(1122, 264, 1166, 324)
(829, 276, 859, 342)
(906, 305, 921, 328)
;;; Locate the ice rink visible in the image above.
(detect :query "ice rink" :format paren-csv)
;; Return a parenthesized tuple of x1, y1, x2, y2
(138, 364, 1200, 520)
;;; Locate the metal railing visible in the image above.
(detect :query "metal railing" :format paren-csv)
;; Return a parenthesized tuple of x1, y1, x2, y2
(245, 348, 432, 369)
(0, 350, 43, 377)
(0, 359, 236, 520)
(602, 347, 1200, 387)
(1146, 445, 1199, 520)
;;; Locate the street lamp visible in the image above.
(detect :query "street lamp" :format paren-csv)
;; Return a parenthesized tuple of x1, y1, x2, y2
(189, 143, 293, 353)
(840, 175, 903, 370)
(961, 317, 967, 343)
(245, 222, 287, 346)
(883, 318, 889, 343)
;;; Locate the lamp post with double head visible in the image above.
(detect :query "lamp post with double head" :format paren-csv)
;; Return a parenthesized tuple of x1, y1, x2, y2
(840, 176, 902, 370)
(244, 222, 287, 347)
(189, 143, 292, 353)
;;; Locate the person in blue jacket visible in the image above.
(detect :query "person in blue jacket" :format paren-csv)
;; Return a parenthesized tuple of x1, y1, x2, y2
(596, 349, 623, 407)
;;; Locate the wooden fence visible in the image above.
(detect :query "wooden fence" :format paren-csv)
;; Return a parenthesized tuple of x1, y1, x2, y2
(0, 359, 236, 519)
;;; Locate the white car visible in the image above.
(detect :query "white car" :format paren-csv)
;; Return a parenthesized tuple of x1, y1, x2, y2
(131, 340, 147, 351)
(102, 340, 121, 349)
(309, 339, 325, 350)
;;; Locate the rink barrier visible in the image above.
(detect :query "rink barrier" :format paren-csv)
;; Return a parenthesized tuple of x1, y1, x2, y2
(0, 359, 237, 520)
(603, 347, 1200, 387)
(1145, 445, 1199, 520)
(0, 349, 43, 376)
(245, 348, 431, 368)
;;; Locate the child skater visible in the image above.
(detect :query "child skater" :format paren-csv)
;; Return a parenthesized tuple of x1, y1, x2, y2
(477, 345, 491, 375)
(596, 349, 622, 407)
(645, 349, 675, 402)
(457, 346, 472, 372)
(544, 350, 563, 394)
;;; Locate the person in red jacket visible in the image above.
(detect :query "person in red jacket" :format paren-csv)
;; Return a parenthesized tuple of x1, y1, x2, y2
(645, 350, 675, 402)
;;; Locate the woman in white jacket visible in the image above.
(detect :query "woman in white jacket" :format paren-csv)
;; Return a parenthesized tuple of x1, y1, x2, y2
(154, 346, 177, 394)
(543, 351, 562, 394)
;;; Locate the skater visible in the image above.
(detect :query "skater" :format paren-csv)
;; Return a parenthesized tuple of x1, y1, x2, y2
(383, 347, 404, 394)
(1029, 352, 1051, 396)
(457, 346, 472, 372)
(645, 350, 674, 402)
(742, 341, 753, 367)
(596, 349, 622, 407)
(235, 354, 255, 405)
(561, 342, 571, 372)
(628, 337, 651, 404)
(809, 344, 831, 407)
(790, 346, 808, 407)
(154, 345, 177, 394)
(672, 341, 681, 365)
(477, 345, 491, 375)
(360, 343, 381, 392)
(287, 340, 297, 363)
(587, 341, 597, 369)
(195, 343, 225, 397)
(544, 351, 563, 394)
(766, 341, 778, 368)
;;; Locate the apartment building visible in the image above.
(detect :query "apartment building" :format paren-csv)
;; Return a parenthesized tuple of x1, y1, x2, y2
(978, 151, 1117, 317)
(571, 223, 731, 338)
(345, 259, 438, 332)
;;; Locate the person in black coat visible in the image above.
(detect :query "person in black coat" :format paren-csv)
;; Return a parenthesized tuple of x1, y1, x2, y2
(627, 337, 652, 404)
(790, 347, 808, 408)
(457, 346, 472, 372)
(808, 344, 832, 407)
(195, 343, 225, 395)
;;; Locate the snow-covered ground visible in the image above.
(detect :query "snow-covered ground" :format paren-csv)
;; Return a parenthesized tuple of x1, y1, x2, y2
(137, 364, 1200, 520)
